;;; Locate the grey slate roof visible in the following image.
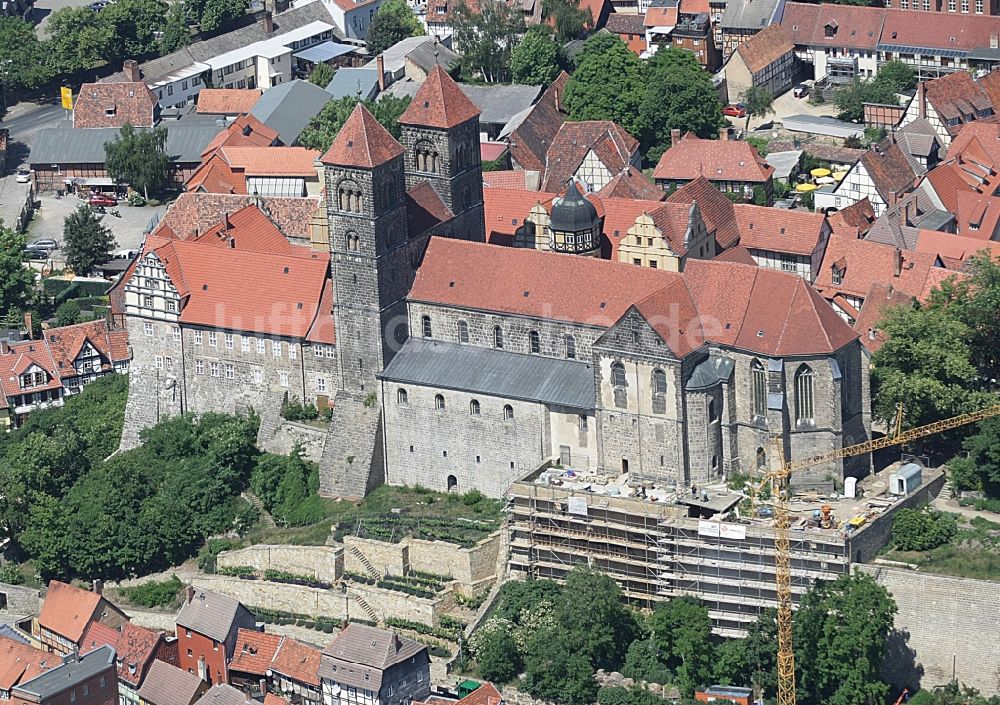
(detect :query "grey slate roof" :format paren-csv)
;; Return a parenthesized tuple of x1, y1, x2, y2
(721, 0, 783, 30)
(175, 588, 242, 643)
(133, 1, 341, 84)
(379, 337, 595, 409)
(192, 684, 248, 705)
(320, 624, 426, 692)
(685, 355, 735, 390)
(14, 646, 114, 699)
(895, 117, 940, 159)
(138, 660, 206, 705)
(29, 126, 223, 165)
(457, 84, 542, 127)
(325, 67, 380, 100)
(251, 80, 332, 145)
(405, 40, 460, 74)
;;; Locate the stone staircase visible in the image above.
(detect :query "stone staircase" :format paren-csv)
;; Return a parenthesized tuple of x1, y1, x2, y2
(349, 545, 381, 580)
(940, 475, 954, 499)
(352, 591, 381, 625)
(241, 490, 276, 528)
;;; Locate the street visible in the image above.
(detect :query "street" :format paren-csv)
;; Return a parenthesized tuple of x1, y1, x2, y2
(1, 100, 73, 168)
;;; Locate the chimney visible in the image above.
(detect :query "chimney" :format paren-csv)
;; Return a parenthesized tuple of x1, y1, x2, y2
(718, 126, 729, 141)
(23, 312, 32, 340)
(223, 211, 231, 230)
(123, 59, 140, 83)
(392, 634, 402, 652)
(377, 54, 386, 92)
(259, 679, 267, 694)
(918, 81, 926, 120)
(340, 620, 349, 632)
(671, 128, 682, 144)
(186, 586, 195, 603)
(893, 248, 903, 277)
(0, 341, 8, 355)
(261, 10, 273, 34)
(93, 579, 103, 595)
(902, 200, 913, 227)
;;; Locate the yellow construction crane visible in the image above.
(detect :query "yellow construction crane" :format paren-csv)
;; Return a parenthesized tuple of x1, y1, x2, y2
(758, 403, 1000, 705)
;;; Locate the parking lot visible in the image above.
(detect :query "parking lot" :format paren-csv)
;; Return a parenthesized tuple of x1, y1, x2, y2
(25, 192, 166, 267)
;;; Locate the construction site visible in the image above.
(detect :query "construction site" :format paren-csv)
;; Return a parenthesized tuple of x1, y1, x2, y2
(507, 461, 945, 637)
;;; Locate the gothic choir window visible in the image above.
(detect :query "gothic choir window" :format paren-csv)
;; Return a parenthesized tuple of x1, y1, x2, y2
(795, 365, 815, 425)
(751, 359, 767, 418)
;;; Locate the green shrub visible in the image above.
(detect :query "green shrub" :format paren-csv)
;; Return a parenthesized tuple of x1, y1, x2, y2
(892, 506, 959, 551)
(120, 575, 184, 607)
(218, 565, 256, 578)
(0, 562, 24, 585)
(127, 193, 147, 207)
(55, 300, 82, 326)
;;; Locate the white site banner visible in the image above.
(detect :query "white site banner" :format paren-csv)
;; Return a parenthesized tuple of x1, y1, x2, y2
(698, 520, 747, 540)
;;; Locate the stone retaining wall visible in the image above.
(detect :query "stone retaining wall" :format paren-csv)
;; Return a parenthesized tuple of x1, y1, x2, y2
(855, 564, 1000, 695)
(217, 545, 344, 583)
(0, 583, 40, 616)
(343, 532, 502, 589)
(260, 421, 329, 464)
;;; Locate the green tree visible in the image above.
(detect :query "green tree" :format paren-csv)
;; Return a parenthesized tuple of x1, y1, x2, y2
(0, 223, 35, 319)
(475, 626, 521, 682)
(105, 124, 171, 198)
(511, 27, 561, 85)
(62, 205, 116, 276)
(46, 7, 113, 74)
(638, 46, 723, 161)
(366, 0, 423, 55)
(452, 0, 524, 83)
(891, 506, 958, 551)
(622, 637, 671, 684)
(714, 610, 778, 696)
(648, 596, 715, 696)
(199, 0, 249, 33)
(949, 417, 1000, 495)
(493, 578, 562, 621)
(542, 0, 591, 40)
(564, 33, 645, 141)
(297, 95, 411, 151)
(523, 627, 599, 705)
(553, 567, 639, 670)
(877, 60, 917, 93)
(308, 62, 335, 87)
(931, 254, 1000, 387)
(101, 0, 168, 60)
(160, 2, 192, 53)
(741, 85, 774, 132)
(793, 573, 896, 705)
(0, 16, 53, 92)
(835, 62, 914, 122)
(55, 300, 82, 327)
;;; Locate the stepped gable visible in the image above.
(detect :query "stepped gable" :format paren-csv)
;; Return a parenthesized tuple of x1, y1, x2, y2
(321, 104, 404, 168)
(398, 66, 480, 129)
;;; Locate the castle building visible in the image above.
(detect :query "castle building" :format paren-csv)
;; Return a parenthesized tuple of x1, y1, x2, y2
(119, 66, 871, 499)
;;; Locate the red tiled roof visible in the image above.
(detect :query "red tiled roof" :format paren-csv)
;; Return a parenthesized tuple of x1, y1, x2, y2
(399, 66, 480, 130)
(0, 637, 54, 691)
(919, 72, 994, 132)
(219, 147, 320, 177)
(186, 156, 242, 195)
(73, 81, 157, 129)
(411, 237, 857, 356)
(115, 623, 163, 687)
(191, 205, 314, 257)
(781, 2, 884, 49)
(154, 193, 320, 242)
(202, 116, 279, 158)
(914, 228, 1000, 261)
(321, 104, 404, 168)
(79, 621, 120, 656)
(0, 341, 62, 404)
(954, 190, 1000, 238)
(406, 181, 454, 237)
(859, 142, 920, 201)
(269, 638, 321, 686)
(597, 166, 664, 201)
(946, 121, 1000, 168)
(666, 176, 740, 249)
(482, 188, 555, 246)
(196, 89, 263, 115)
(38, 581, 102, 644)
(852, 281, 914, 353)
(923, 162, 977, 214)
(827, 198, 876, 238)
(653, 134, 773, 184)
(713, 245, 757, 265)
(734, 204, 827, 257)
(482, 170, 529, 189)
(736, 23, 794, 74)
(880, 9, 1000, 53)
(229, 629, 283, 677)
(264, 695, 290, 705)
(605, 12, 645, 34)
(541, 121, 639, 192)
(305, 280, 336, 346)
(644, 5, 676, 26)
(480, 142, 508, 163)
(43, 319, 131, 378)
(978, 70, 1000, 111)
(509, 72, 570, 172)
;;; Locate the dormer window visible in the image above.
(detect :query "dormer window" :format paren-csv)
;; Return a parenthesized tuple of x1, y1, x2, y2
(831, 265, 843, 285)
(105, 106, 116, 116)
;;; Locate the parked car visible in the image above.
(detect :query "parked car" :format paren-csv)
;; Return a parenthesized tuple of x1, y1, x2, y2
(15, 168, 32, 183)
(30, 239, 59, 252)
(88, 193, 117, 207)
(88, 1, 107, 11)
(793, 83, 810, 98)
(22, 248, 49, 261)
(723, 104, 746, 118)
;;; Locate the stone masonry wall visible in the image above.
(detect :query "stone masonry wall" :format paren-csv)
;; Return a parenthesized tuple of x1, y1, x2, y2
(260, 421, 329, 463)
(854, 564, 1000, 694)
(344, 533, 502, 589)
(847, 470, 945, 563)
(216, 545, 344, 583)
(0, 582, 41, 616)
(344, 536, 409, 577)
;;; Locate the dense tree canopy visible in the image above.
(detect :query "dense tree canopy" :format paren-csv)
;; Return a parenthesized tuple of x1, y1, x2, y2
(105, 124, 171, 198)
(0, 224, 35, 320)
(101, 0, 169, 60)
(0, 16, 53, 92)
(46, 7, 113, 75)
(891, 506, 958, 551)
(836, 60, 916, 122)
(183, 0, 249, 33)
(452, 0, 525, 83)
(297, 95, 411, 151)
(511, 26, 562, 85)
(307, 62, 335, 87)
(564, 34, 646, 142)
(366, 0, 423, 56)
(63, 205, 116, 276)
(160, 2, 192, 53)
(542, 0, 591, 40)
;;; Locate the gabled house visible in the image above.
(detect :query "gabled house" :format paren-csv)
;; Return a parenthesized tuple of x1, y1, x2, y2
(781, 2, 884, 84)
(815, 137, 924, 216)
(195, 90, 264, 116)
(175, 588, 256, 685)
(111, 624, 178, 705)
(319, 625, 429, 705)
(718, 0, 784, 61)
(507, 73, 570, 175)
(73, 81, 159, 129)
(723, 22, 796, 104)
(900, 73, 995, 146)
(605, 12, 647, 54)
(201, 116, 282, 158)
(598, 166, 665, 201)
(228, 630, 283, 693)
(877, 10, 1000, 80)
(35, 582, 128, 655)
(0, 637, 57, 698)
(540, 121, 641, 193)
(653, 132, 774, 204)
(826, 198, 876, 239)
(733, 204, 830, 281)
(137, 661, 208, 705)
(666, 175, 740, 251)
(185, 147, 322, 197)
(268, 638, 322, 705)
(11, 645, 118, 705)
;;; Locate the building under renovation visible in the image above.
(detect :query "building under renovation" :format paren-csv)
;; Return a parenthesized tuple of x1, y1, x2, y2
(508, 462, 943, 636)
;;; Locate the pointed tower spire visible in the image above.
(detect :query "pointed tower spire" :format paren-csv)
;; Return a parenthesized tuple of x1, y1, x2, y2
(399, 65, 480, 130)
(320, 103, 404, 169)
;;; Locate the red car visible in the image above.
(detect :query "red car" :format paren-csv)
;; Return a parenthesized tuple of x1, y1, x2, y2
(723, 104, 746, 118)
(88, 193, 118, 207)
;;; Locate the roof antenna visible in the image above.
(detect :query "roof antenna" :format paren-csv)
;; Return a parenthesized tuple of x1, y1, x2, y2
(356, 81, 363, 101)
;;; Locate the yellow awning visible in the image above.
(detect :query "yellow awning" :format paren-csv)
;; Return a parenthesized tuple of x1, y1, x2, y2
(810, 168, 832, 177)
(796, 183, 818, 192)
